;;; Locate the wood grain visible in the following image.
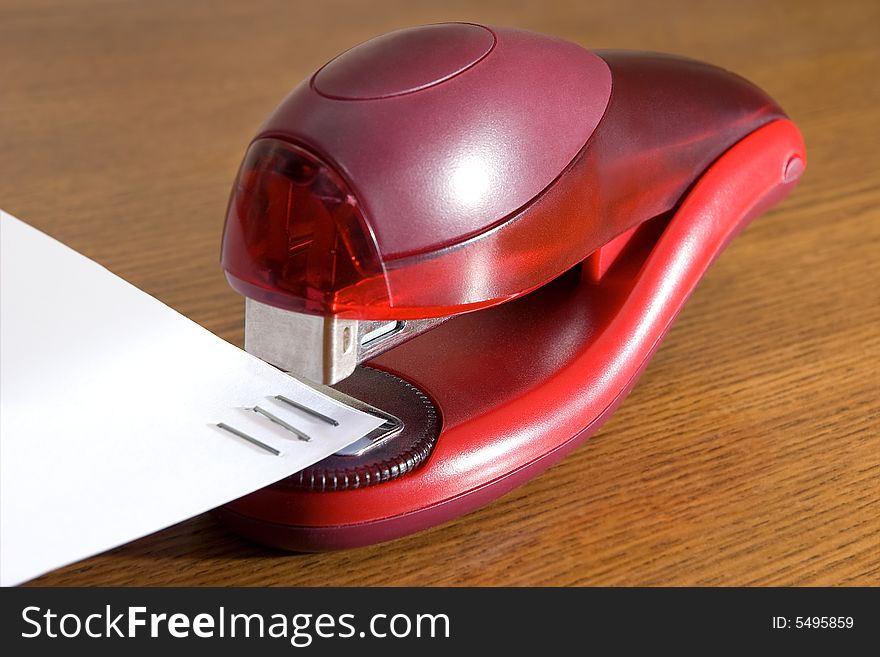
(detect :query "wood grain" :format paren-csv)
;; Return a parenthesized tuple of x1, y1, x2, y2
(2, 0, 877, 586)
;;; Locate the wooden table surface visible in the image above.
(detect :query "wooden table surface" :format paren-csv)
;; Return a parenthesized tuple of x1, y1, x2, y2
(3, 0, 878, 586)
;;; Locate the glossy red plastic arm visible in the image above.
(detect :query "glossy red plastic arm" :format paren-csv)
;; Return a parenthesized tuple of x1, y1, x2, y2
(221, 25, 786, 319)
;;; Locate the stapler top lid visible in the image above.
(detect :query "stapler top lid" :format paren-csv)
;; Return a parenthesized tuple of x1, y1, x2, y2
(221, 23, 791, 383)
(221, 25, 610, 319)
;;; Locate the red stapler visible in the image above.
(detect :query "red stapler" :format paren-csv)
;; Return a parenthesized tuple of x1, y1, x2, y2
(216, 23, 805, 550)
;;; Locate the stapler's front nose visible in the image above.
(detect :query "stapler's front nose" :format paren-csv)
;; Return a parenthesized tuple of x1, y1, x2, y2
(221, 139, 447, 383)
(220, 138, 384, 383)
(221, 138, 389, 321)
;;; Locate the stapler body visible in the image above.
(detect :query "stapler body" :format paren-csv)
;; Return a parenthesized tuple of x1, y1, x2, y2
(217, 24, 805, 549)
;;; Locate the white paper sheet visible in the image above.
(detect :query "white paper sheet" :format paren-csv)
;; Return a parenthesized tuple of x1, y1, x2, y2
(0, 211, 385, 586)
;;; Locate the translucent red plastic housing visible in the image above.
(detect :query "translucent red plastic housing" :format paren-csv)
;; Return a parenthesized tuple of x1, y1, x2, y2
(221, 26, 785, 320)
(221, 139, 390, 316)
(221, 136, 606, 320)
